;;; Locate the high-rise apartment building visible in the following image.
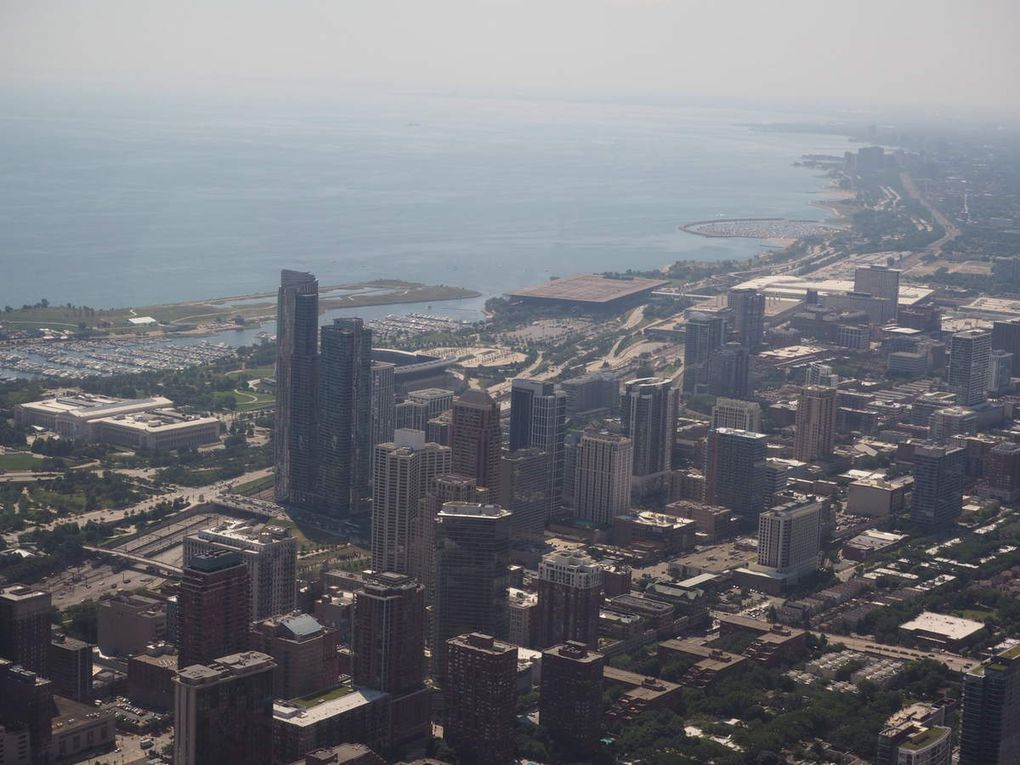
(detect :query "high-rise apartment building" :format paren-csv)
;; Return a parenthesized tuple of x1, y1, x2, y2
(711, 397, 762, 432)
(621, 377, 678, 477)
(0, 585, 51, 675)
(275, 269, 320, 507)
(987, 441, 1020, 503)
(727, 287, 766, 354)
(753, 498, 822, 580)
(178, 551, 251, 669)
(48, 634, 93, 701)
(911, 443, 965, 530)
(561, 373, 619, 416)
(450, 389, 502, 495)
(683, 312, 726, 394)
(395, 388, 455, 432)
(498, 447, 550, 541)
(509, 379, 566, 512)
(704, 428, 768, 528)
(250, 613, 338, 700)
(854, 265, 900, 319)
(318, 318, 372, 516)
(371, 430, 451, 574)
(574, 431, 633, 526)
(793, 385, 838, 461)
(369, 361, 395, 452)
(444, 633, 517, 765)
(433, 503, 511, 671)
(948, 329, 992, 406)
(414, 475, 490, 601)
(174, 651, 275, 765)
(540, 642, 604, 758)
(0, 658, 57, 765)
(536, 549, 603, 649)
(960, 645, 1020, 765)
(707, 342, 752, 399)
(352, 572, 426, 696)
(184, 521, 297, 621)
(988, 349, 1013, 394)
(805, 362, 839, 387)
(928, 406, 977, 443)
(991, 318, 1020, 375)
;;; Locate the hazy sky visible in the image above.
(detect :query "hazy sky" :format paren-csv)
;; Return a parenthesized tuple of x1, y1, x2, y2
(2, 0, 1018, 115)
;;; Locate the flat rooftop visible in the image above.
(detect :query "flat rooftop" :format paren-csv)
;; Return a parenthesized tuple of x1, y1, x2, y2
(732, 275, 933, 306)
(900, 611, 984, 641)
(509, 274, 668, 305)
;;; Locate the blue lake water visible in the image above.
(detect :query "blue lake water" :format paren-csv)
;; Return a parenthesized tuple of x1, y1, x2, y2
(0, 90, 853, 319)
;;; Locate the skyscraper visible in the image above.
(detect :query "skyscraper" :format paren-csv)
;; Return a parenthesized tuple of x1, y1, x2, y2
(705, 428, 768, 528)
(498, 447, 550, 541)
(319, 318, 373, 516)
(707, 342, 752, 399)
(854, 265, 900, 319)
(371, 429, 451, 575)
(574, 431, 633, 526)
(753, 498, 822, 581)
(0, 658, 56, 765)
(352, 572, 430, 746)
(174, 651, 275, 765)
(793, 385, 838, 461)
(275, 269, 320, 507)
(396, 388, 455, 432)
(444, 633, 517, 765)
(987, 441, 1020, 503)
(509, 379, 567, 512)
(369, 361, 396, 452)
(0, 585, 51, 675)
(540, 642, 604, 758)
(948, 329, 992, 406)
(911, 443, 965, 530)
(184, 521, 297, 621)
(352, 572, 426, 695)
(960, 644, 1020, 765)
(991, 318, 1020, 375)
(536, 549, 603, 649)
(621, 377, 678, 477)
(682, 312, 726, 394)
(711, 397, 762, 432)
(727, 287, 765, 353)
(178, 551, 251, 669)
(249, 613, 339, 700)
(413, 475, 490, 602)
(433, 503, 511, 671)
(450, 388, 502, 495)
(48, 634, 93, 701)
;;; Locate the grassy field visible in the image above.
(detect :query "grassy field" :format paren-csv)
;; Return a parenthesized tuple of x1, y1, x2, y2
(0, 452, 43, 470)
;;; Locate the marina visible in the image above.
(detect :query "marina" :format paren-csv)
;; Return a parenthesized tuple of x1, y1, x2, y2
(0, 338, 236, 381)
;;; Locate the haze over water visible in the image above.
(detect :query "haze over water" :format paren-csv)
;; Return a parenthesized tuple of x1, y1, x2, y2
(0, 91, 854, 313)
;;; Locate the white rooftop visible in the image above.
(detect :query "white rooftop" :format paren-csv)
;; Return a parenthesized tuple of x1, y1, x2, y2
(900, 611, 984, 641)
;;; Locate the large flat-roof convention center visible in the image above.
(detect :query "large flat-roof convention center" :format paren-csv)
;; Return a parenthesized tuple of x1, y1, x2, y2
(508, 274, 668, 311)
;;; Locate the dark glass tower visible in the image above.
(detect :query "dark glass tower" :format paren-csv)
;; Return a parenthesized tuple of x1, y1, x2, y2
(509, 379, 567, 513)
(683, 312, 726, 394)
(433, 502, 511, 674)
(726, 287, 765, 354)
(274, 270, 320, 506)
(318, 318, 372, 516)
(621, 377, 678, 477)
